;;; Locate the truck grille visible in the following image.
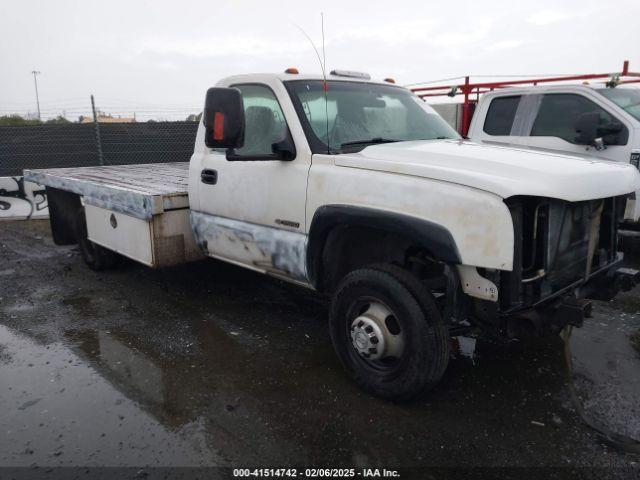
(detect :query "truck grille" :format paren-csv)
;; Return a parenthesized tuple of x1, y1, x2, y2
(545, 200, 601, 291)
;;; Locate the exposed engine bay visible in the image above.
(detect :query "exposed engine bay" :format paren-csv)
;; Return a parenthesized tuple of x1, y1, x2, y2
(464, 195, 638, 338)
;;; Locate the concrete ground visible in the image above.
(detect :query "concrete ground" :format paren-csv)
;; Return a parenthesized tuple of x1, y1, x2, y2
(1, 220, 639, 477)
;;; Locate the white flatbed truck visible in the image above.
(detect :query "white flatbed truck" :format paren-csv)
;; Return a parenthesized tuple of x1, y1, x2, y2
(25, 69, 640, 400)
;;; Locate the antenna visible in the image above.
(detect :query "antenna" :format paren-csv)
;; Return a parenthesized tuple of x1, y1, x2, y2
(321, 13, 327, 75)
(293, 22, 325, 77)
(293, 15, 331, 153)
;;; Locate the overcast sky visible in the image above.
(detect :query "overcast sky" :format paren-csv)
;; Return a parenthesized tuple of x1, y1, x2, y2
(1, 0, 638, 120)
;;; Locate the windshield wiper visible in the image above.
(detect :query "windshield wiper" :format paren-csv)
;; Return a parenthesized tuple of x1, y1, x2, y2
(340, 137, 401, 148)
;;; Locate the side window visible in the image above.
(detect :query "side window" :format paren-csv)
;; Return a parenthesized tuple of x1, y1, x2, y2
(531, 93, 628, 145)
(233, 84, 289, 157)
(483, 96, 521, 136)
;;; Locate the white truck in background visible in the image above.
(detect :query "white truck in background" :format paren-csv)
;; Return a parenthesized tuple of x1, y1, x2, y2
(25, 69, 640, 400)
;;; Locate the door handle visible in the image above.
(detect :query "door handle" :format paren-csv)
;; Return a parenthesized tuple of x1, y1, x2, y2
(201, 169, 218, 185)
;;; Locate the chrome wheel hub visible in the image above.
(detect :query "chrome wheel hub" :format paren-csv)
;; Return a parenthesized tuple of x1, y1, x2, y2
(350, 302, 404, 361)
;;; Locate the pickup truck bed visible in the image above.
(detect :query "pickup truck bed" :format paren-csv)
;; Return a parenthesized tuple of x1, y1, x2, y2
(24, 162, 190, 221)
(24, 162, 203, 268)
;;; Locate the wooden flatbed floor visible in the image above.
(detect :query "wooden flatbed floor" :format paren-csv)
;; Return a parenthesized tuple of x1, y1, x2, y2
(24, 163, 190, 220)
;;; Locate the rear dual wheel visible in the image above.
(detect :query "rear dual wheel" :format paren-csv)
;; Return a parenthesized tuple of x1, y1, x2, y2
(329, 264, 449, 401)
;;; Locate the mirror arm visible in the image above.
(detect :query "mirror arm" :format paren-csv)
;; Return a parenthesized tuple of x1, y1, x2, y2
(272, 139, 296, 161)
(593, 137, 606, 151)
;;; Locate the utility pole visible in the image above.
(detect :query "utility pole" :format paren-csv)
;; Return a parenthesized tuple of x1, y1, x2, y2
(31, 70, 41, 121)
(91, 94, 104, 166)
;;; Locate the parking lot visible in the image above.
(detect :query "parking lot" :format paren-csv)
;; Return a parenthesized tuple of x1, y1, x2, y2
(1, 219, 639, 475)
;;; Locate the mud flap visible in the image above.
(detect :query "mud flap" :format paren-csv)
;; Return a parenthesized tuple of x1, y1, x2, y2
(45, 187, 81, 245)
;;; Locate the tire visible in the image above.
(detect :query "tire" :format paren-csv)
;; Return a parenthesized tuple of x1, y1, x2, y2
(329, 264, 449, 401)
(75, 207, 121, 271)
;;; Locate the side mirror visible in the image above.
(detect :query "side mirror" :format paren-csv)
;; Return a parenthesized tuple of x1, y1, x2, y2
(597, 120, 624, 139)
(574, 112, 600, 146)
(203, 87, 245, 149)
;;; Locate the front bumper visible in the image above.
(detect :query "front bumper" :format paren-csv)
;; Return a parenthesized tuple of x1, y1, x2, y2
(521, 253, 627, 310)
(547, 264, 639, 331)
(503, 261, 639, 338)
(579, 264, 640, 301)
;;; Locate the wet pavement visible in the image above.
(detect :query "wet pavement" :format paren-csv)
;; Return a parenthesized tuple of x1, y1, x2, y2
(1, 220, 640, 475)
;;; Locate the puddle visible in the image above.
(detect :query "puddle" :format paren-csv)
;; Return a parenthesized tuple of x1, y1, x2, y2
(61, 295, 97, 317)
(571, 307, 640, 440)
(0, 324, 222, 467)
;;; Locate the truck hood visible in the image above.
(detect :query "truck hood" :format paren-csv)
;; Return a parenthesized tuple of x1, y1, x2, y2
(334, 140, 640, 202)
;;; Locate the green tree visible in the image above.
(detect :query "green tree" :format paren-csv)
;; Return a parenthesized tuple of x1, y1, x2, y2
(45, 116, 71, 124)
(0, 114, 72, 126)
(186, 113, 202, 122)
(0, 115, 41, 126)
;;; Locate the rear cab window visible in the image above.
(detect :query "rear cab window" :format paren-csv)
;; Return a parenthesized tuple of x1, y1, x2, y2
(483, 96, 521, 136)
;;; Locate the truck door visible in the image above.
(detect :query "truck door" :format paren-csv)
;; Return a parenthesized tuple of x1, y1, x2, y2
(525, 93, 632, 163)
(193, 82, 311, 282)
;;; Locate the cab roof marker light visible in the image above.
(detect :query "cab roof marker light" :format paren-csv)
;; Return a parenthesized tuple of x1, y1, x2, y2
(330, 69, 371, 80)
(384, 78, 396, 84)
(285, 68, 300, 74)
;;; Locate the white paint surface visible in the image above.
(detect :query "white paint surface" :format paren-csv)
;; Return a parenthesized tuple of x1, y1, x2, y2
(306, 155, 516, 270)
(333, 139, 640, 202)
(457, 265, 498, 302)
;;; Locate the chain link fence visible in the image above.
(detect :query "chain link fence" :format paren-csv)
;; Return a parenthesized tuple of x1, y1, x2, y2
(0, 121, 199, 176)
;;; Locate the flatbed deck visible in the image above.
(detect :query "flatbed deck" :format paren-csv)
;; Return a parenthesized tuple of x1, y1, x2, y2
(24, 162, 189, 220)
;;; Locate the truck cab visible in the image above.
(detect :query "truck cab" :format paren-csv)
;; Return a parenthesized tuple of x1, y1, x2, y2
(188, 72, 458, 284)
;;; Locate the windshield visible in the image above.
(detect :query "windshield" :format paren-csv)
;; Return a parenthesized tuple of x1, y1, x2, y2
(284, 80, 460, 154)
(596, 87, 640, 122)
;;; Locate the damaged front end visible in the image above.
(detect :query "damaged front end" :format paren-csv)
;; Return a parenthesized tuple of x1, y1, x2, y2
(467, 195, 639, 338)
